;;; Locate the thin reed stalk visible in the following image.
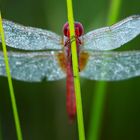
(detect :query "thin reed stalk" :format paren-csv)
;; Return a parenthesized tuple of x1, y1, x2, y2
(88, 0, 121, 140)
(66, 0, 85, 140)
(0, 13, 23, 140)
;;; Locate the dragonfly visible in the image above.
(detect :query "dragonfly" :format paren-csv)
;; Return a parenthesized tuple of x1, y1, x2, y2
(0, 15, 140, 120)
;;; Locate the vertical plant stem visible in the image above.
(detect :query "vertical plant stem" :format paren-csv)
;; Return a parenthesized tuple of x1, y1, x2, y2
(0, 117, 3, 140)
(107, 0, 121, 25)
(88, 0, 121, 140)
(66, 0, 85, 140)
(0, 13, 23, 140)
(88, 82, 107, 140)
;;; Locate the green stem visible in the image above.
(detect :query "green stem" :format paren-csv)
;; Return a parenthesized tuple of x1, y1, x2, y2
(107, 0, 121, 25)
(0, 12, 23, 140)
(0, 117, 3, 140)
(66, 0, 85, 140)
(88, 82, 107, 140)
(88, 0, 121, 140)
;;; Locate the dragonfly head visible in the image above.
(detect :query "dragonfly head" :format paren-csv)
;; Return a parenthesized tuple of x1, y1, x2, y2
(63, 22, 84, 38)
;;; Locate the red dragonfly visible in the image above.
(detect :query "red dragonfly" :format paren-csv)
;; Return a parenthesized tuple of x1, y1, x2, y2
(0, 15, 140, 120)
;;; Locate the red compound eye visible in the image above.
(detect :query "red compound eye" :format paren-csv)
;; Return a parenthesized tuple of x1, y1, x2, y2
(63, 22, 84, 37)
(63, 22, 69, 37)
(74, 22, 84, 37)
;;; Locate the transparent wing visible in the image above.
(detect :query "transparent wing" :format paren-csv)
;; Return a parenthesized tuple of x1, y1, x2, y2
(80, 51, 140, 81)
(83, 15, 140, 51)
(0, 19, 62, 50)
(0, 51, 65, 82)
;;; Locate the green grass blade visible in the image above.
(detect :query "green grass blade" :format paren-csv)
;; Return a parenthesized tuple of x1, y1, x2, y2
(88, 82, 107, 140)
(88, 0, 121, 140)
(66, 0, 85, 140)
(0, 117, 3, 140)
(0, 12, 23, 140)
(107, 0, 121, 25)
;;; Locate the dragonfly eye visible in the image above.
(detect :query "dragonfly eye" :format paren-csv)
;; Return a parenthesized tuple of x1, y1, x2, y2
(63, 22, 69, 37)
(63, 22, 84, 37)
(74, 22, 84, 37)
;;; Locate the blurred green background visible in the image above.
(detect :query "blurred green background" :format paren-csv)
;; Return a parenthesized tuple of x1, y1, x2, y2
(0, 0, 140, 140)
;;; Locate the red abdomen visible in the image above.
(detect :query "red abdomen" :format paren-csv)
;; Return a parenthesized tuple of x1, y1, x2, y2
(57, 52, 89, 120)
(66, 62, 76, 120)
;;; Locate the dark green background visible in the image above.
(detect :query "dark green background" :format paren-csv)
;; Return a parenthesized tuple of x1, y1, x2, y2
(0, 0, 140, 140)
